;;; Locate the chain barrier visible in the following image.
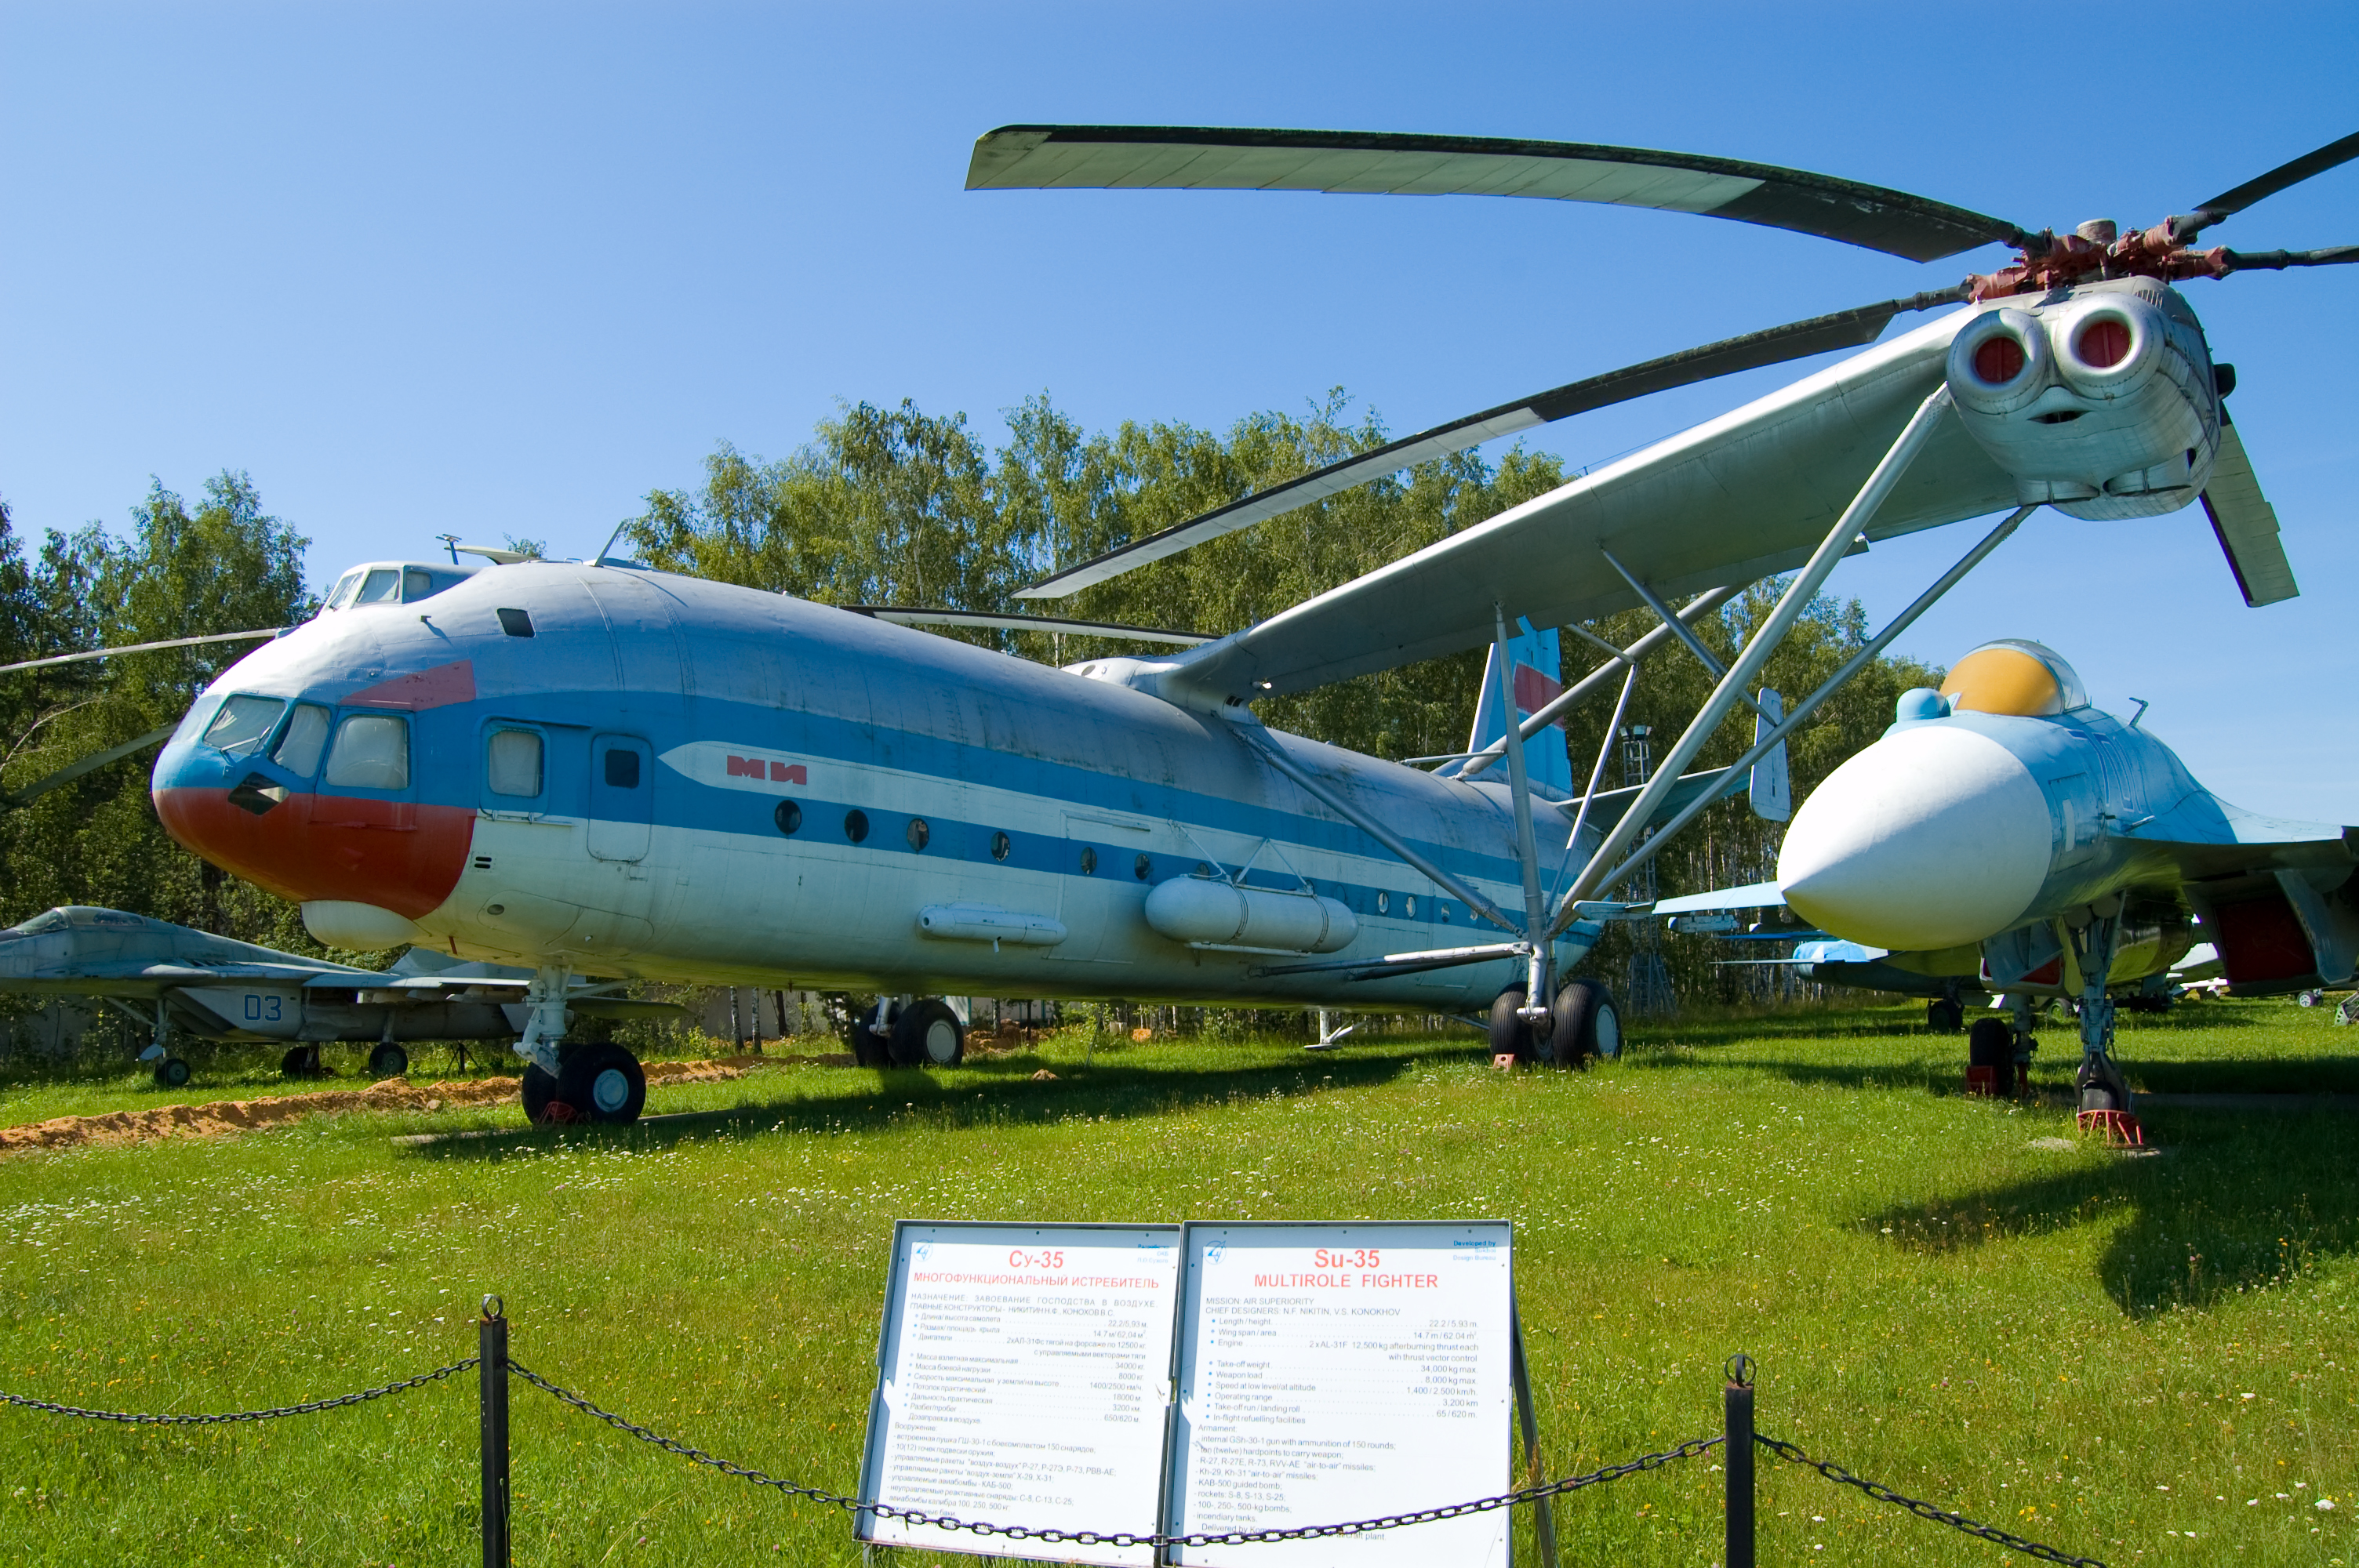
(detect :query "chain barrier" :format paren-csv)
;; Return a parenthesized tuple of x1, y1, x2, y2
(1757, 1433, 2109, 1568)
(509, 1359, 1715, 1549)
(0, 1330, 2114, 1567)
(0, 1357, 480, 1427)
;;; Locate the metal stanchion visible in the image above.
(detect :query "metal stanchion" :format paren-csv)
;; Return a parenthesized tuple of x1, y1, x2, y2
(480, 1295, 511, 1568)
(1725, 1353, 1755, 1568)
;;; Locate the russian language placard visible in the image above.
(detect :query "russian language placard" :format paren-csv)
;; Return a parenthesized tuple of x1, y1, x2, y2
(1164, 1221, 1514, 1568)
(858, 1222, 1182, 1566)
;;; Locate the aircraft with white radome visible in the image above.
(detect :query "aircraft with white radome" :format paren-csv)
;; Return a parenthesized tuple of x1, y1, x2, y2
(1656, 637, 2357, 1133)
(15, 123, 2351, 1127)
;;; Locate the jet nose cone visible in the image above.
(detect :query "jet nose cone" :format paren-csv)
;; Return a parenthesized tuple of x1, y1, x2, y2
(1778, 725, 2051, 950)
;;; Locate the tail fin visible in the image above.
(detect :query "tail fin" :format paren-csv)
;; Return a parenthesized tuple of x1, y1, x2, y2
(1463, 619, 1572, 792)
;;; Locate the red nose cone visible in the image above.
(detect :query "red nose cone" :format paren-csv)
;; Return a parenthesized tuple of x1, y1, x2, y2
(154, 788, 474, 920)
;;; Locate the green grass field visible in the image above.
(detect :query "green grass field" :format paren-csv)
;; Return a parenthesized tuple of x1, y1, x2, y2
(2, 1000, 2354, 1566)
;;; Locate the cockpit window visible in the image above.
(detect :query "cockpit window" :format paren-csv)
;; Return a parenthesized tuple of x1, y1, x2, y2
(202, 695, 287, 757)
(325, 572, 363, 610)
(1940, 639, 2089, 717)
(324, 713, 410, 789)
(355, 568, 402, 605)
(403, 568, 435, 600)
(20, 910, 66, 934)
(271, 702, 333, 777)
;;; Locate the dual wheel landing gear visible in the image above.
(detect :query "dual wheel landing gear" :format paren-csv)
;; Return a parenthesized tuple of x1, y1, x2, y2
(521, 1042, 648, 1126)
(851, 997, 967, 1069)
(1489, 980, 1621, 1069)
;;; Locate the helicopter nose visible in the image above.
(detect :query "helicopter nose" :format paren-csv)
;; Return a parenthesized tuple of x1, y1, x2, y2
(151, 714, 473, 924)
(1777, 724, 2052, 950)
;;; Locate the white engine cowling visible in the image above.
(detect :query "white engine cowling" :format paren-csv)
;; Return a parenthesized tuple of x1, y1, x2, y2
(1143, 876, 1358, 953)
(1943, 277, 2220, 521)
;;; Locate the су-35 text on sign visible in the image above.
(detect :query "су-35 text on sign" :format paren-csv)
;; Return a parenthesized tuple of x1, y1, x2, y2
(860, 1222, 1182, 1567)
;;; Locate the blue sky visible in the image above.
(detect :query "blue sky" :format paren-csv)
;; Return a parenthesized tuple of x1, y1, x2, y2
(3, 2, 2354, 815)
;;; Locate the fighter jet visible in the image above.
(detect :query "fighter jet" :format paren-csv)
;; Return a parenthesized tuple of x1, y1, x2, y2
(1654, 639, 2357, 1138)
(0, 906, 678, 1091)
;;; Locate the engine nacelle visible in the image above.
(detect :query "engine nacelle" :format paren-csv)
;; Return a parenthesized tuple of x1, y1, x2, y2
(1943, 278, 2220, 521)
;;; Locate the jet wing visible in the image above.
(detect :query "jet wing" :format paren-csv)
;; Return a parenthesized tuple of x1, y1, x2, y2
(0, 960, 354, 995)
(1652, 881, 1789, 916)
(2124, 802, 2358, 883)
(1572, 769, 1745, 837)
(1161, 308, 2014, 701)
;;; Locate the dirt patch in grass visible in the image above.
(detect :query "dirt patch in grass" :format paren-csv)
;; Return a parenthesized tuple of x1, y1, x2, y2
(0, 1056, 791, 1156)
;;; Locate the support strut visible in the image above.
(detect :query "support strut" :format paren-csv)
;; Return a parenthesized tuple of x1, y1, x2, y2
(1492, 604, 1554, 1021)
(1556, 384, 1957, 915)
(1547, 499, 2034, 936)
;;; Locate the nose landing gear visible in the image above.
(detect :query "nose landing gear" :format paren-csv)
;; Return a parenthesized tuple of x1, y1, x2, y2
(514, 966, 645, 1125)
(2064, 901, 2143, 1145)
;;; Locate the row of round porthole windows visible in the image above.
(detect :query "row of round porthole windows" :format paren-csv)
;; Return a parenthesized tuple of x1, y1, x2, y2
(769, 800, 1156, 878)
(766, 797, 1436, 913)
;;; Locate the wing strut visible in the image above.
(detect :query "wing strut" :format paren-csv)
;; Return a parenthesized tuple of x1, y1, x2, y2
(1547, 502, 2037, 941)
(1552, 385, 1957, 918)
(1490, 604, 1555, 1021)
(1456, 586, 1738, 780)
(1233, 723, 1521, 935)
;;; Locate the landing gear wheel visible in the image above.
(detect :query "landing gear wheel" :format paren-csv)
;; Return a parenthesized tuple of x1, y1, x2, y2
(2076, 1054, 2131, 1113)
(1488, 987, 1538, 1062)
(154, 1057, 191, 1088)
(1927, 997, 1965, 1034)
(279, 1044, 324, 1079)
(1551, 979, 1620, 1066)
(522, 1062, 560, 1124)
(558, 1043, 645, 1124)
(368, 1043, 409, 1079)
(1966, 1018, 2012, 1095)
(889, 999, 965, 1067)
(849, 1006, 894, 1068)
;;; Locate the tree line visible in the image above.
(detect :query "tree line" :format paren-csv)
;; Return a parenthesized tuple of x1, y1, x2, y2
(0, 390, 1939, 1010)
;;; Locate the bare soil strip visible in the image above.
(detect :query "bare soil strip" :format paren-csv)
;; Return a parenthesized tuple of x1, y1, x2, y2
(0, 1055, 825, 1157)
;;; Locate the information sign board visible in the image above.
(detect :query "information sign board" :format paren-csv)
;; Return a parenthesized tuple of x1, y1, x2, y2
(1164, 1221, 1515, 1568)
(858, 1221, 1183, 1566)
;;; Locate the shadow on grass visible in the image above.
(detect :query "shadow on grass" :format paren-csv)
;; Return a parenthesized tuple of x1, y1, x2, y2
(1863, 1107, 2359, 1317)
(402, 1043, 1447, 1163)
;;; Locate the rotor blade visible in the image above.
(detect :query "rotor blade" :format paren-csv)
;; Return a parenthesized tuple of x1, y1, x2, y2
(2187, 130, 2359, 232)
(838, 606, 1209, 646)
(2, 723, 179, 809)
(1015, 289, 1965, 600)
(2220, 244, 2359, 273)
(968, 125, 2029, 262)
(0, 628, 282, 676)
(2202, 415, 2298, 608)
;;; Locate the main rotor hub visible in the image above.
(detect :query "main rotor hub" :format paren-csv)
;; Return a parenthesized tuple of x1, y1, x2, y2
(1967, 220, 2233, 301)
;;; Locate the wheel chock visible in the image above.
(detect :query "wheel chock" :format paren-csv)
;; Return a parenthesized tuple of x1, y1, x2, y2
(2076, 1109, 2143, 1145)
(1964, 1065, 2000, 1096)
(539, 1101, 580, 1127)
(1491, 1052, 1518, 1072)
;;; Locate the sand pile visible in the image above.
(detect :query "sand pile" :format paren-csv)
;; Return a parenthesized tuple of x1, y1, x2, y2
(2, 1057, 768, 1157)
